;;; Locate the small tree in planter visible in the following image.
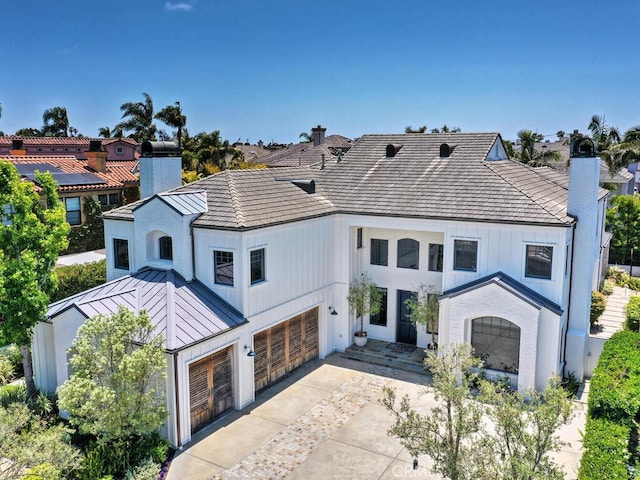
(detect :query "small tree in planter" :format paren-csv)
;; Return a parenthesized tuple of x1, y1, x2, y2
(405, 284, 440, 350)
(347, 273, 381, 347)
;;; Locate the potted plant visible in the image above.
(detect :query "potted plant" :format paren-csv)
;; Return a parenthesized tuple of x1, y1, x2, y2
(347, 273, 381, 347)
(404, 284, 440, 351)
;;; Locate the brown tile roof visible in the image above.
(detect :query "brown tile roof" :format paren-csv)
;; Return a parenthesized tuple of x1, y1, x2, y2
(105, 133, 603, 229)
(0, 136, 138, 147)
(2, 155, 138, 193)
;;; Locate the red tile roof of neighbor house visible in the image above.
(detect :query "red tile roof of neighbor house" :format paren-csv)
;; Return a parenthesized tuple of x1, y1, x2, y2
(0, 136, 138, 147)
(1, 155, 138, 193)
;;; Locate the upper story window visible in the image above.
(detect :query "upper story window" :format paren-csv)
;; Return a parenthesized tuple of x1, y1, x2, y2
(114, 238, 129, 270)
(116, 147, 124, 155)
(397, 238, 419, 269)
(453, 239, 477, 272)
(98, 194, 108, 206)
(159, 236, 173, 260)
(428, 244, 444, 272)
(369, 287, 388, 326)
(370, 239, 388, 266)
(525, 245, 553, 279)
(250, 248, 265, 285)
(357, 228, 363, 249)
(109, 193, 119, 205)
(64, 197, 81, 225)
(214, 250, 234, 286)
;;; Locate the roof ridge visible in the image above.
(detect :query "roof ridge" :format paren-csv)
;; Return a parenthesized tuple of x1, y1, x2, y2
(225, 171, 246, 227)
(484, 160, 569, 223)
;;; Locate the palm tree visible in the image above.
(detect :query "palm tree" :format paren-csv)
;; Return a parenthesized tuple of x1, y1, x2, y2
(405, 125, 427, 133)
(299, 131, 313, 142)
(42, 106, 70, 137)
(588, 116, 640, 175)
(155, 101, 186, 149)
(515, 130, 560, 167)
(588, 114, 621, 150)
(98, 126, 112, 138)
(115, 93, 157, 142)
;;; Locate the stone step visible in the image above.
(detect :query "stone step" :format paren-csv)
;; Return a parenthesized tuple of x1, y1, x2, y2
(341, 345, 428, 375)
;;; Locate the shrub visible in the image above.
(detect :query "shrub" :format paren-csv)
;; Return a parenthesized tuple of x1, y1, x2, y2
(590, 291, 607, 326)
(578, 417, 630, 479)
(608, 266, 627, 284)
(600, 279, 616, 295)
(0, 353, 14, 386)
(626, 296, 640, 331)
(0, 383, 26, 407)
(51, 259, 106, 303)
(124, 458, 161, 480)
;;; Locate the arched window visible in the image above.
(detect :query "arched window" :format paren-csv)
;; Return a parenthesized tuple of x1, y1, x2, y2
(471, 316, 520, 374)
(397, 238, 419, 269)
(159, 236, 173, 260)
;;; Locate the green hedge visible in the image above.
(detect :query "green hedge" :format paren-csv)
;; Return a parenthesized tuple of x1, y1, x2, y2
(588, 331, 640, 424)
(51, 260, 107, 303)
(590, 291, 607, 326)
(579, 417, 630, 480)
(626, 296, 640, 332)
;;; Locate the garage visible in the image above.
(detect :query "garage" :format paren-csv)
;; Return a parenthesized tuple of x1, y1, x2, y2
(189, 346, 234, 433)
(253, 307, 319, 393)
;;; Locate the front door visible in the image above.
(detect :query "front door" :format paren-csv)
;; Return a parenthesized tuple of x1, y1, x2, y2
(397, 290, 418, 345)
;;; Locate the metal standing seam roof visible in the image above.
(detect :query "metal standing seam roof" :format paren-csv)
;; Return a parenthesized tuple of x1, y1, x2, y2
(133, 190, 208, 216)
(103, 132, 604, 229)
(46, 268, 246, 352)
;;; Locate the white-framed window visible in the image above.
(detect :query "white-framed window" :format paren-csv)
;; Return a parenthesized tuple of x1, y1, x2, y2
(370, 238, 388, 266)
(397, 238, 419, 269)
(64, 197, 81, 225)
(214, 250, 234, 286)
(114, 238, 129, 270)
(428, 243, 444, 272)
(250, 248, 265, 284)
(159, 236, 173, 260)
(525, 245, 553, 280)
(453, 239, 477, 272)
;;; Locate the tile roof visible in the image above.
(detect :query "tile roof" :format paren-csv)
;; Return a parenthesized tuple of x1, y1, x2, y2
(104, 133, 604, 229)
(2, 155, 138, 193)
(47, 268, 246, 351)
(259, 135, 353, 167)
(0, 136, 138, 147)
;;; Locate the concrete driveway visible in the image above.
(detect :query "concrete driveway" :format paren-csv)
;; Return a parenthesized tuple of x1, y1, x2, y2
(168, 354, 586, 480)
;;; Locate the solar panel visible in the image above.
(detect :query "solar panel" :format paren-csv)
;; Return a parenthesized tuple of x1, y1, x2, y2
(25, 172, 107, 186)
(15, 163, 64, 175)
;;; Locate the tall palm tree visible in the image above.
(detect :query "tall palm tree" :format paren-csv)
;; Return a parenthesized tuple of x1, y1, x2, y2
(299, 131, 313, 142)
(588, 114, 621, 150)
(588, 116, 640, 175)
(155, 101, 186, 148)
(115, 93, 157, 142)
(515, 129, 560, 167)
(42, 106, 69, 137)
(98, 126, 112, 138)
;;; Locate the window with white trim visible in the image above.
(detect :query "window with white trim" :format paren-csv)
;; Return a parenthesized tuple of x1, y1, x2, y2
(250, 248, 265, 284)
(214, 250, 234, 286)
(525, 245, 553, 279)
(453, 239, 477, 272)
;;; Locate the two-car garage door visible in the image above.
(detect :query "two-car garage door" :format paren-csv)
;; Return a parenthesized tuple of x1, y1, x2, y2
(253, 307, 319, 393)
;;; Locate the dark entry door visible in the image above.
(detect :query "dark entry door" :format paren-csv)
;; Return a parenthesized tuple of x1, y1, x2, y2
(397, 290, 417, 345)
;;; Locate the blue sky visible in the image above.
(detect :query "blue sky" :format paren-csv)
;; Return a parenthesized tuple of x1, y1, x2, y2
(1, 0, 638, 144)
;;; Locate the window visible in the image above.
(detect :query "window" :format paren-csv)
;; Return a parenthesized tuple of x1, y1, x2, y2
(215, 250, 234, 286)
(397, 238, 419, 269)
(428, 244, 444, 272)
(453, 239, 477, 272)
(64, 197, 81, 225)
(116, 147, 124, 155)
(159, 236, 173, 260)
(109, 193, 119, 205)
(525, 245, 553, 279)
(369, 287, 388, 326)
(114, 239, 129, 270)
(98, 194, 108, 206)
(357, 228, 363, 249)
(370, 239, 388, 266)
(250, 248, 265, 284)
(471, 316, 520, 373)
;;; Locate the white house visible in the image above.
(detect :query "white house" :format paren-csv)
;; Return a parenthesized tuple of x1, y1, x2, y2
(32, 133, 609, 447)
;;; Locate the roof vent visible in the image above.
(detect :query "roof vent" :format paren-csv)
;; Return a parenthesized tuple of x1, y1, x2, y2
(141, 141, 180, 157)
(386, 144, 402, 157)
(439, 143, 453, 157)
(88, 140, 103, 152)
(275, 177, 315, 194)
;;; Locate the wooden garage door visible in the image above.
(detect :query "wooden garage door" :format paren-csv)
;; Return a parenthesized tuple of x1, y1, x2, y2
(254, 307, 319, 393)
(189, 346, 233, 433)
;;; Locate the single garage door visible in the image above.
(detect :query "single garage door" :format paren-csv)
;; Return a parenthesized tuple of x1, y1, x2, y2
(254, 307, 319, 393)
(189, 346, 234, 433)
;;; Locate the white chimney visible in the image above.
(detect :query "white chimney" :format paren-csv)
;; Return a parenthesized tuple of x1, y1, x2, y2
(139, 141, 182, 199)
(565, 135, 600, 381)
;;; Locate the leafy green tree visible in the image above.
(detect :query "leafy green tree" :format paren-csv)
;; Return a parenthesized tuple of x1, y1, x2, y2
(347, 273, 381, 337)
(431, 125, 461, 133)
(42, 106, 70, 137)
(51, 260, 106, 303)
(479, 377, 574, 480)
(0, 161, 69, 397)
(0, 403, 81, 480)
(64, 196, 104, 254)
(15, 127, 42, 137)
(405, 125, 427, 133)
(57, 306, 167, 444)
(606, 194, 640, 266)
(404, 284, 440, 349)
(382, 343, 490, 479)
(182, 130, 242, 174)
(115, 93, 157, 142)
(155, 101, 186, 149)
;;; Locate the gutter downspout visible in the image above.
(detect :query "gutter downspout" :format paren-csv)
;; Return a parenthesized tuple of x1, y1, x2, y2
(174, 352, 181, 448)
(562, 222, 577, 379)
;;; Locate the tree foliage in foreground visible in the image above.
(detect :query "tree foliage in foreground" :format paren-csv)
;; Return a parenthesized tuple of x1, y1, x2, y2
(606, 194, 640, 265)
(57, 307, 167, 444)
(382, 343, 574, 480)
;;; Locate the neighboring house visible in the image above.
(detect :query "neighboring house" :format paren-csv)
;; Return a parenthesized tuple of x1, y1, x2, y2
(258, 125, 353, 167)
(0, 136, 139, 161)
(33, 133, 608, 447)
(2, 148, 139, 226)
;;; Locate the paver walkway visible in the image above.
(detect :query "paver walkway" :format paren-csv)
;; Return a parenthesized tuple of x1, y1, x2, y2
(592, 285, 638, 338)
(168, 355, 586, 480)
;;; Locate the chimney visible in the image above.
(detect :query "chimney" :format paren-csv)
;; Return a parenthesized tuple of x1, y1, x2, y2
(312, 125, 326, 147)
(86, 140, 107, 173)
(565, 134, 600, 381)
(139, 141, 182, 199)
(10, 139, 26, 156)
